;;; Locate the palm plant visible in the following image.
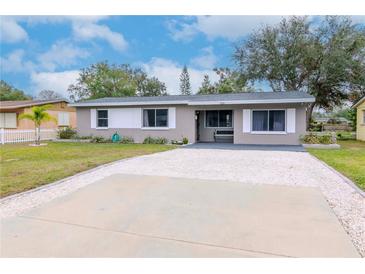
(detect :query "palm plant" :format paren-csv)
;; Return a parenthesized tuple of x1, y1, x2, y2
(19, 105, 57, 145)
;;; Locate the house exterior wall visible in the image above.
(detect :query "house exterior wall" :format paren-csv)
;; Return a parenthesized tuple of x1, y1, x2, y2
(0, 102, 76, 129)
(356, 100, 365, 141)
(76, 105, 196, 143)
(76, 102, 308, 145)
(234, 103, 307, 145)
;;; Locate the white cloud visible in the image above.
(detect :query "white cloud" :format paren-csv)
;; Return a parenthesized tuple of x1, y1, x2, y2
(0, 17, 28, 43)
(30, 70, 80, 98)
(166, 19, 197, 42)
(37, 40, 89, 71)
(168, 16, 286, 41)
(72, 22, 128, 52)
(142, 58, 219, 95)
(0, 49, 34, 73)
(190, 47, 217, 69)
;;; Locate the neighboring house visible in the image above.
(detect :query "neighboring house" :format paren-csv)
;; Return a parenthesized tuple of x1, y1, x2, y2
(70, 91, 315, 145)
(353, 96, 365, 141)
(0, 100, 76, 130)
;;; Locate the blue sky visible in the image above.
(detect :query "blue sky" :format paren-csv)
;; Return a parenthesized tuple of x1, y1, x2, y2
(1, 16, 364, 98)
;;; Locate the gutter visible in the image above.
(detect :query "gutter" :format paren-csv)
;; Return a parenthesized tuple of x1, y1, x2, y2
(69, 98, 315, 107)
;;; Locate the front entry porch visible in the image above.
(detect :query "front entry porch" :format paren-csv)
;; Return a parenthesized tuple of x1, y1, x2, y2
(195, 110, 234, 143)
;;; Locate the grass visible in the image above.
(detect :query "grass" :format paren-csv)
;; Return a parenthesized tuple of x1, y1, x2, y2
(0, 142, 176, 197)
(307, 140, 365, 191)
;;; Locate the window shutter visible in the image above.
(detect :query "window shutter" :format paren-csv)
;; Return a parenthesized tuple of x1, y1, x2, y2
(168, 107, 176, 128)
(287, 108, 296, 133)
(242, 109, 251, 133)
(5, 113, 17, 128)
(90, 109, 96, 129)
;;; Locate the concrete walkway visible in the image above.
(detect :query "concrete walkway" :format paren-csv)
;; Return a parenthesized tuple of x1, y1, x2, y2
(1, 174, 359, 257)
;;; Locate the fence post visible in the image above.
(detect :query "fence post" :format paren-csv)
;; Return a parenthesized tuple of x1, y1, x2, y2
(1, 128, 4, 145)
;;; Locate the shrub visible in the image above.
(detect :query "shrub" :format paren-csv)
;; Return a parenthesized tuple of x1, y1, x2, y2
(58, 127, 77, 139)
(182, 137, 189, 144)
(301, 133, 335, 144)
(90, 136, 109, 143)
(120, 136, 134, 144)
(143, 136, 168, 144)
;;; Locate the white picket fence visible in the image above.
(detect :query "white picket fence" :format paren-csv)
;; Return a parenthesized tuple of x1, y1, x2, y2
(0, 129, 58, 144)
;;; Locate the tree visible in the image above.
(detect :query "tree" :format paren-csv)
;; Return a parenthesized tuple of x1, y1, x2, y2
(68, 62, 137, 101)
(214, 68, 252, 94)
(37, 90, 64, 100)
(197, 69, 252, 95)
(0, 80, 32, 101)
(233, 16, 365, 127)
(68, 62, 167, 101)
(135, 72, 167, 96)
(18, 105, 57, 145)
(197, 74, 215, 94)
(179, 65, 191, 95)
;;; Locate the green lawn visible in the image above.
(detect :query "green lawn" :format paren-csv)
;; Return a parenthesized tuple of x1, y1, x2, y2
(307, 140, 365, 191)
(0, 142, 176, 197)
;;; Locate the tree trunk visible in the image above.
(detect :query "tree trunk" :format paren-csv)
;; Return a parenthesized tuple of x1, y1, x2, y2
(306, 102, 315, 131)
(35, 127, 40, 145)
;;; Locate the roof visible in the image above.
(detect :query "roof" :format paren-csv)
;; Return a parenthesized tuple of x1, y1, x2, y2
(352, 96, 365, 108)
(69, 91, 315, 107)
(0, 99, 68, 110)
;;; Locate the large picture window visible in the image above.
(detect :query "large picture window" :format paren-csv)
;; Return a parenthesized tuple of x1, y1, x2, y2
(252, 110, 285, 132)
(97, 110, 108, 128)
(143, 109, 168, 127)
(205, 110, 233, 128)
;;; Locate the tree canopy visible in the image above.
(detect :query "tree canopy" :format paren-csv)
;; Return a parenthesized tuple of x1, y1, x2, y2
(68, 62, 167, 101)
(0, 80, 32, 101)
(233, 16, 365, 123)
(197, 68, 253, 95)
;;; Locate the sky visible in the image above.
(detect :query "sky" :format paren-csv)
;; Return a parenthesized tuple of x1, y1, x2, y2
(1, 15, 365, 98)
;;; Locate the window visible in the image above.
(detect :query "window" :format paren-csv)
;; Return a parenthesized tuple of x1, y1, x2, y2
(143, 109, 168, 127)
(0, 113, 17, 128)
(58, 112, 70, 126)
(363, 110, 365, 124)
(97, 110, 108, 128)
(206, 110, 233, 128)
(252, 110, 285, 132)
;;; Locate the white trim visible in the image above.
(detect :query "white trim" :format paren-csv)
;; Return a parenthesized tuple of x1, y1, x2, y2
(353, 96, 365, 108)
(70, 97, 315, 107)
(70, 100, 189, 107)
(251, 109, 287, 134)
(188, 98, 315, 105)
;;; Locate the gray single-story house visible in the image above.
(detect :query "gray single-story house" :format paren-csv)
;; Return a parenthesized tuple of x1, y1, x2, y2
(69, 91, 315, 145)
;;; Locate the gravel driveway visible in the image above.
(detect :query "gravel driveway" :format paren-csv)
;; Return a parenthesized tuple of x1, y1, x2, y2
(1, 145, 364, 256)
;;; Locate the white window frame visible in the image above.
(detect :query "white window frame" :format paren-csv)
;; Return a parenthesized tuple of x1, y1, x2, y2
(251, 109, 287, 135)
(141, 108, 169, 130)
(204, 110, 234, 129)
(96, 109, 109, 129)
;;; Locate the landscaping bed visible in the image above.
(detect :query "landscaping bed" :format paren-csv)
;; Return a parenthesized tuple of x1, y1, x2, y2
(0, 142, 176, 197)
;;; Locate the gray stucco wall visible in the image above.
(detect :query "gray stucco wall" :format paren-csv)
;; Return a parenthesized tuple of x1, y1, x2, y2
(233, 103, 307, 145)
(76, 103, 308, 145)
(76, 105, 196, 143)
